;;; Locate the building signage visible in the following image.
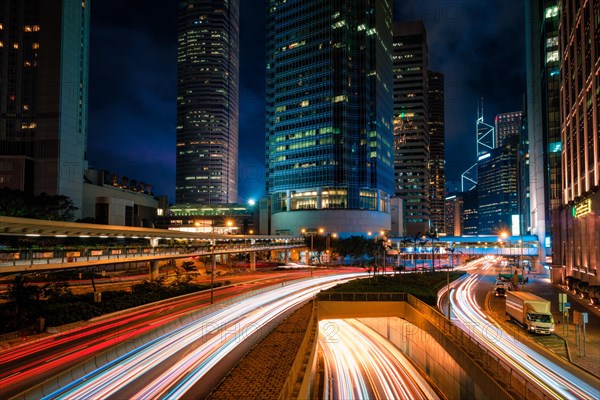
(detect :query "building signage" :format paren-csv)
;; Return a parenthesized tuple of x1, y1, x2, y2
(572, 198, 592, 218)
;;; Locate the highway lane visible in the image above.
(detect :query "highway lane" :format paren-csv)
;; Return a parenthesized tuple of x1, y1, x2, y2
(319, 319, 439, 400)
(34, 273, 366, 400)
(449, 258, 600, 399)
(0, 269, 355, 398)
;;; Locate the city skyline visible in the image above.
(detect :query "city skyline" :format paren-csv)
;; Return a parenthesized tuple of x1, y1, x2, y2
(89, 0, 525, 202)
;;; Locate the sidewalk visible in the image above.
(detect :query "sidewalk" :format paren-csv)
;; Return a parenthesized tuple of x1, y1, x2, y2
(525, 272, 600, 378)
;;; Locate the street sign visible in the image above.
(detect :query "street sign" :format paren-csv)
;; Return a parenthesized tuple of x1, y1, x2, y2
(564, 302, 571, 308)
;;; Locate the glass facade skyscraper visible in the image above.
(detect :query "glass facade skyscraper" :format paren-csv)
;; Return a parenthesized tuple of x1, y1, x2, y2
(265, 0, 394, 236)
(176, 0, 239, 204)
(0, 0, 90, 219)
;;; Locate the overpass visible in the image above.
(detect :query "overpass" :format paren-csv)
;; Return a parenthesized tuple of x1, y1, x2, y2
(387, 234, 540, 263)
(0, 216, 304, 277)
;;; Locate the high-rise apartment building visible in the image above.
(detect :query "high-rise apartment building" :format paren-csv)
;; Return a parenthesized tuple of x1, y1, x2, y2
(428, 70, 446, 234)
(525, 0, 562, 262)
(176, 0, 239, 204)
(265, 0, 394, 236)
(495, 111, 523, 147)
(552, 0, 599, 285)
(0, 1, 90, 219)
(462, 188, 478, 236)
(393, 21, 430, 236)
(445, 194, 463, 236)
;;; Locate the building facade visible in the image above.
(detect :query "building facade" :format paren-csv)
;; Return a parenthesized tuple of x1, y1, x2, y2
(462, 188, 478, 236)
(495, 111, 523, 147)
(428, 70, 446, 234)
(0, 1, 90, 219)
(477, 135, 519, 235)
(393, 21, 430, 235)
(265, 0, 394, 236)
(552, 0, 599, 285)
(176, 0, 239, 204)
(525, 0, 562, 262)
(445, 194, 463, 236)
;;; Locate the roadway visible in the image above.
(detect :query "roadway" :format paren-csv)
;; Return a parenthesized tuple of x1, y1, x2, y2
(319, 319, 439, 400)
(0, 268, 356, 399)
(446, 257, 599, 399)
(24, 273, 366, 400)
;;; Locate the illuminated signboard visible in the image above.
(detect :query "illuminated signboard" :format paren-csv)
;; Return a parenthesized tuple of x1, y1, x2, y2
(572, 198, 592, 218)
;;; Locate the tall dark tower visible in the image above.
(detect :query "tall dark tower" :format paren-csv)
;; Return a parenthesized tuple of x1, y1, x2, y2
(177, 0, 239, 204)
(265, 0, 394, 236)
(393, 21, 430, 236)
(525, 0, 563, 264)
(428, 70, 445, 234)
(0, 0, 90, 219)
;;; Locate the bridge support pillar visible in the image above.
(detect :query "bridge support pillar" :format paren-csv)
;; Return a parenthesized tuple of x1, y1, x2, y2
(250, 252, 256, 271)
(149, 260, 159, 281)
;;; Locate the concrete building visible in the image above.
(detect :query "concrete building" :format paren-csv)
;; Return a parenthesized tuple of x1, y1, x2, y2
(552, 0, 599, 285)
(82, 169, 164, 227)
(393, 21, 430, 235)
(176, 0, 239, 204)
(265, 0, 394, 236)
(0, 1, 90, 219)
(445, 194, 463, 237)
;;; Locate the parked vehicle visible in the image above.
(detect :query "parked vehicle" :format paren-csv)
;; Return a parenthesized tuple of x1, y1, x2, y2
(506, 291, 554, 334)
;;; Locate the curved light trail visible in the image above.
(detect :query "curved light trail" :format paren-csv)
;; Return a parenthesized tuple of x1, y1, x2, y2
(40, 273, 366, 400)
(449, 259, 599, 400)
(319, 319, 439, 400)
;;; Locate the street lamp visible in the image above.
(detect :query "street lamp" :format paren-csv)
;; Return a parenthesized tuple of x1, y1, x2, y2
(301, 227, 324, 276)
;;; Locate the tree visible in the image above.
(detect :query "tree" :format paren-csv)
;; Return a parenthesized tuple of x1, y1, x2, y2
(3, 275, 41, 324)
(333, 236, 370, 266)
(0, 188, 77, 221)
(424, 230, 439, 272)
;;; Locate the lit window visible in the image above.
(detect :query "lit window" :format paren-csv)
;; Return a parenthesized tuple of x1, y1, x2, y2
(24, 25, 32, 32)
(13, 42, 19, 49)
(300, 100, 309, 107)
(546, 50, 558, 63)
(32, 25, 40, 32)
(0, 41, 3, 48)
(23, 105, 29, 110)
(32, 43, 39, 49)
(24, 61, 31, 67)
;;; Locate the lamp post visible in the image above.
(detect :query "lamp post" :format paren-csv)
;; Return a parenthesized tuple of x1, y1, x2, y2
(210, 219, 216, 304)
(301, 228, 323, 276)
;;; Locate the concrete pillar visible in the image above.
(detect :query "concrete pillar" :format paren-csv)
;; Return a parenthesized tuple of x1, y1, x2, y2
(149, 260, 159, 281)
(285, 248, 289, 264)
(316, 188, 322, 210)
(150, 238, 159, 247)
(250, 252, 256, 271)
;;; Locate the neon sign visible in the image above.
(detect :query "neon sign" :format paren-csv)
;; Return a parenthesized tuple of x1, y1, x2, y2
(572, 198, 592, 218)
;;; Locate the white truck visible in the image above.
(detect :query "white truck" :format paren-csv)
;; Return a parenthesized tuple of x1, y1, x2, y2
(506, 291, 555, 334)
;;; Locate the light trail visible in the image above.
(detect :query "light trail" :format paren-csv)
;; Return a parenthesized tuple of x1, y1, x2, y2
(319, 319, 439, 400)
(449, 260, 599, 400)
(40, 273, 366, 400)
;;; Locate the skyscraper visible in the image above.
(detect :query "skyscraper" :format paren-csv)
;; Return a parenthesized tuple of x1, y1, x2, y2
(552, 0, 599, 285)
(176, 0, 239, 204)
(265, 0, 394, 236)
(477, 135, 519, 235)
(0, 1, 90, 219)
(393, 21, 430, 236)
(495, 111, 523, 147)
(525, 0, 562, 262)
(428, 70, 445, 234)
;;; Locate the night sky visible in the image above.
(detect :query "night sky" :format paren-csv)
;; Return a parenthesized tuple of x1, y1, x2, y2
(89, 0, 525, 204)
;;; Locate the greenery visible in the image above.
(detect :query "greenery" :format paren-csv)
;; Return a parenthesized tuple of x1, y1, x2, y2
(0, 188, 77, 221)
(323, 272, 465, 305)
(0, 276, 228, 335)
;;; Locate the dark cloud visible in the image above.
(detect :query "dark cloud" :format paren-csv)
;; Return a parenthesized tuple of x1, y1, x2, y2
(89, 0, 524, 202)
